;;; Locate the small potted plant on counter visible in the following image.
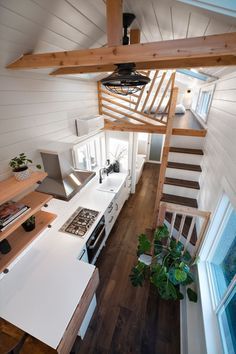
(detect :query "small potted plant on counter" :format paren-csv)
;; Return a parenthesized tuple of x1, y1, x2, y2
(22, 216, 36, 232)
(9, 153, 41, 181)
(110, 146, 127, 173)
(130, 224, 198, 302)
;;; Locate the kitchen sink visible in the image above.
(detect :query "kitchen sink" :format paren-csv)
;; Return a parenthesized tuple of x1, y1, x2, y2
(96, 175, 124, 193)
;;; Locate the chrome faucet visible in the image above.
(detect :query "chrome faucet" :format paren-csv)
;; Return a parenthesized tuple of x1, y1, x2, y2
(99, 160, 113, 183)
(99, 167, 107, 184)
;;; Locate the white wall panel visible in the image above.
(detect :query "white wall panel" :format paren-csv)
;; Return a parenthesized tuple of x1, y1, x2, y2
(0, 7, 98, 181)
(198, 73, 236, 213)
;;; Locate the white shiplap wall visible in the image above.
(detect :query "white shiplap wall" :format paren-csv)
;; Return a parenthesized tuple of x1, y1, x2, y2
(198, 72, 236, 213)
(0, 70, 98, 181)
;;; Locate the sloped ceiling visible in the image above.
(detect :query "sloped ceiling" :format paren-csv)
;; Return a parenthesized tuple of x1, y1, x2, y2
(1, 0, 236, 78)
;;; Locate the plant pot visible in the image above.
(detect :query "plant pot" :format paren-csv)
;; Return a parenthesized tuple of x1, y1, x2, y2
(22, 216, 35, 232)
(0, 239, 11, 254)
(13, 166, 30, 181)
(113, 160, 120, 173)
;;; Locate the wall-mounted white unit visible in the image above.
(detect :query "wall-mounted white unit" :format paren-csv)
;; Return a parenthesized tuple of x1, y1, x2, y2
(75, 115, 104, 137)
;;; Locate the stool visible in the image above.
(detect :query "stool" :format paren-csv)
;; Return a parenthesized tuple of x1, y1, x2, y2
(19, 336, 56, 354)
(0, 318, 27, 354)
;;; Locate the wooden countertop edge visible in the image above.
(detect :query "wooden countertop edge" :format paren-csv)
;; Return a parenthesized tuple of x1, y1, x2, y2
(57, 268, 99, 354)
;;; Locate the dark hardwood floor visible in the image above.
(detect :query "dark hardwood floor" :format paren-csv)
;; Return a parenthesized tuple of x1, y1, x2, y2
(76, 163, 180, 354)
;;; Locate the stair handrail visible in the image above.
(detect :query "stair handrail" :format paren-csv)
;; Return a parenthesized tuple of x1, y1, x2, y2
(152, 86, 179, 228)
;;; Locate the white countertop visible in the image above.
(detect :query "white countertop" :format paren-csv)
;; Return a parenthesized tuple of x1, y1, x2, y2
(0, 172, 127, 349)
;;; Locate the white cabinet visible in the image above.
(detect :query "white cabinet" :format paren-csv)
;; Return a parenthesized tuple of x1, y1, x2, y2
(104, 199, 116, 236)
(78, 294, 97, 339)
(104, 176, 130, 237)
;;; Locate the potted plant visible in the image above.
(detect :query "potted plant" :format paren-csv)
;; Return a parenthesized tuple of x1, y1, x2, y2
(130, 224, 198, 302)
(110, 146, 127, 173)
(9, 153, 41, 181)
(22, 216, 36, 232)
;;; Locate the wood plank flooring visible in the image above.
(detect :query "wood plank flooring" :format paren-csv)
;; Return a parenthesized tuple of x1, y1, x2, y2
(76, 163, 180, 354)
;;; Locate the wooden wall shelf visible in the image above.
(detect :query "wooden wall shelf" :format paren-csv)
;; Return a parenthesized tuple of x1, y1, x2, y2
(0, 210, 57, 273)
(0, 191, 52, 242)
(0, 171, 47, 205)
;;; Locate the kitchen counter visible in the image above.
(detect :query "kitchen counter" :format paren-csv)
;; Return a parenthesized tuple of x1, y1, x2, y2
(0, 172, 128, 349)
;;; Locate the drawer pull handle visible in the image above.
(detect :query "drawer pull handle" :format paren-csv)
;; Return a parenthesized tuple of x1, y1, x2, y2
(108, 202, 114, 213)
(115, 203, 118, 211)
(79, 249, 86, 260)
(109, 216, 114, 223)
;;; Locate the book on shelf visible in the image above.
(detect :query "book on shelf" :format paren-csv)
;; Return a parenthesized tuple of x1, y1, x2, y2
(0, 201, 30, 231)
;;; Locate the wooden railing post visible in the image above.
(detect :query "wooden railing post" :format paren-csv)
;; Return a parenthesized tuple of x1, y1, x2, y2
(152, 86, 179, 229)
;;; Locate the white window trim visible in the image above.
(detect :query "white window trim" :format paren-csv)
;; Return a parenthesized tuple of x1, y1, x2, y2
(198, 177, 236, 354)
(194, 83, 215, 124)
(72, 131, 105, 172)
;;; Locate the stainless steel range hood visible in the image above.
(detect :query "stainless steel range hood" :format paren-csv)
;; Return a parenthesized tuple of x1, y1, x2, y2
(36, 143, 95, 201)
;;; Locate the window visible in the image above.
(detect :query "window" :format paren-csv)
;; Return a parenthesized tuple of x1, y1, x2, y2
(73, 133, 106, 172)
(196, 84, 215, 122)
(208, 206, 236, 354)
(202, 196, 236, 354)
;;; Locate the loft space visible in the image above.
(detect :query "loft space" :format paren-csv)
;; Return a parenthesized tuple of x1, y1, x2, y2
(0, 1, 236, 354)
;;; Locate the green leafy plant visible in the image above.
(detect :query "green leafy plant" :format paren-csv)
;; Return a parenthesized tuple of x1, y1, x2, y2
(9, 153, 41, 172)
(130, 224, 198, 302)
(22, 216, 36, 232)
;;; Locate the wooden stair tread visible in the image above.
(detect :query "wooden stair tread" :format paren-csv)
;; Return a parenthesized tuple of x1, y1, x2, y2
(165, 212, 197, 245)
(169, 147, 203, 155)
(161, 193, 198, 208)
(167, 161, 202, 172)
(164, 177, 200, 190)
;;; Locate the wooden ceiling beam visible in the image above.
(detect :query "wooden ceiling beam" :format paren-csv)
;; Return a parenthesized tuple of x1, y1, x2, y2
(106, 0, 123, 46)
(7, 32, 236, 70)
(50, 55, 236, 76)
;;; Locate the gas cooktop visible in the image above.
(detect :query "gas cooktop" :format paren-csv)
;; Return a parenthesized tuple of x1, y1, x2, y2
(59, 207, 99, 237)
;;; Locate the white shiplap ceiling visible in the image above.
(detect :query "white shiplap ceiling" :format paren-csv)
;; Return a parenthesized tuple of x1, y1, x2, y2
(0, 0, 236, 77)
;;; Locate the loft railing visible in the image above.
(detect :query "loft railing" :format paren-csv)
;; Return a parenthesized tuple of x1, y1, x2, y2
(157, 202, 211, 256)
(98, 69, 176, 131)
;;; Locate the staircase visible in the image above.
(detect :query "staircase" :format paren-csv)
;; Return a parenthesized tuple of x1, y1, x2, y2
(161, 135, 205, 246)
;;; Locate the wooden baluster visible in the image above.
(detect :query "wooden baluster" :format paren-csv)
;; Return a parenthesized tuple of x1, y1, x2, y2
(153, 73, 174, 116)
(169, 212, 177, 245)
(177, 214, 186, 243)
(147, 71, 166, 114)
(134, 71, 151, 110)
(141, 70, 159, 112)
(183, 216, 196, 252)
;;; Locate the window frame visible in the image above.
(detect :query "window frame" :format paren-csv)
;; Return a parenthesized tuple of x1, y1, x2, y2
(198, 178, 236, 354)
(195, 83, 215, 123)
(73, 132, 106, 172)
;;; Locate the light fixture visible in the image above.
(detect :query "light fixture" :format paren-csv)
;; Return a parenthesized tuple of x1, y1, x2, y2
(101, 63, 150, 96)
(101, 13, 150, 96)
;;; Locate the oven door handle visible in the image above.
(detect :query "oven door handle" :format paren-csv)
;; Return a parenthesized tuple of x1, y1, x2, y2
(87, 225, 106, 250)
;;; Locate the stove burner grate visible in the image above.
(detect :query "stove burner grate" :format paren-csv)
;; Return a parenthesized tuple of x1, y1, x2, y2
(59, 207, 99, 237)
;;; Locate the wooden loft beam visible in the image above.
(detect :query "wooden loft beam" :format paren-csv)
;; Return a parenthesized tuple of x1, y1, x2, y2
(104, 121, 166, 134)
(106, 0, 123, 46)
(50, 55, 236, 76)
(7, 32, 236, 70)
(104, 120, 207, 137)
